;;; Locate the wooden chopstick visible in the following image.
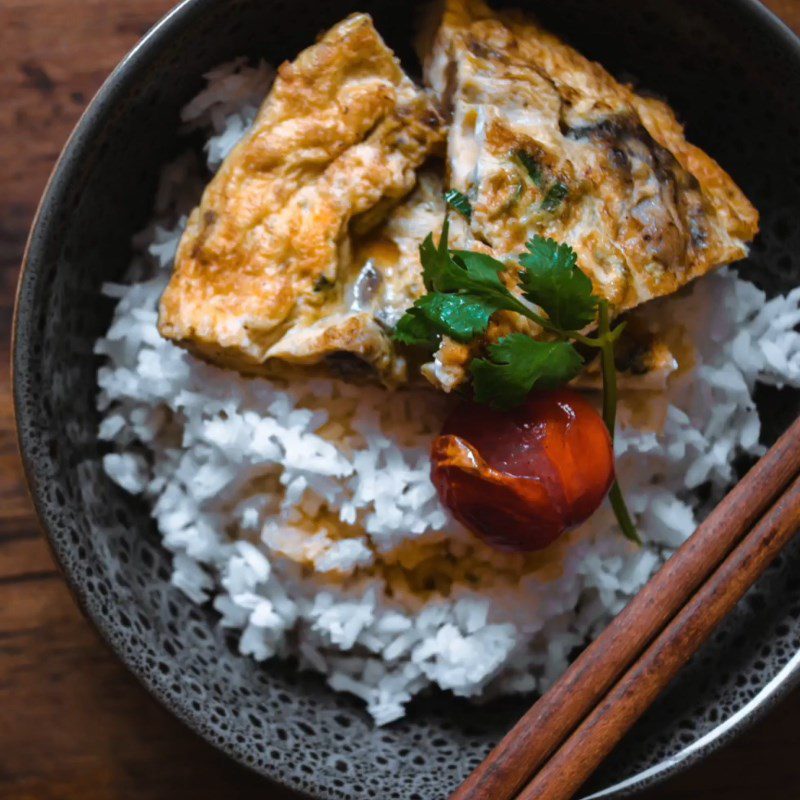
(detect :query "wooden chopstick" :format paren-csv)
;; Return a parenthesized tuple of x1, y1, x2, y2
(451, 415, 800, 800)
(517, 471, 800, 800)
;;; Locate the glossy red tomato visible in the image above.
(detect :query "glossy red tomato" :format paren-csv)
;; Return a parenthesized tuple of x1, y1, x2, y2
(431, 389, 614, 551)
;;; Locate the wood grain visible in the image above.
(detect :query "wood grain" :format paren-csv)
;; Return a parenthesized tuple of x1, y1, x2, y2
(0, 2, 799, 799)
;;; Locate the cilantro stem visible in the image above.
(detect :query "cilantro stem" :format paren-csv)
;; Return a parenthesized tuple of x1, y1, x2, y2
(598, 299, 641, 545)
(609, 482, 640, 544)
(567, 329, 601, 348)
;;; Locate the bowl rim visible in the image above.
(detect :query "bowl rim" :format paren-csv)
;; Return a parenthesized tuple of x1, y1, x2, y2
(12, 0, 800, 797)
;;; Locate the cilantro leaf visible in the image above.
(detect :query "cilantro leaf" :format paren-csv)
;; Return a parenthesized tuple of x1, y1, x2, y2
(393, 307, 438, 348)
(515, 150, 544, 188)
(414, 292, 497, 342)
(470, 334, 583, 409)
(519, 235, 598, 330)
(393, 290, 499, 347)
(418, 221, 454, 293)
(449, 250, 509, 294)
(419, 220, 497, 294)
(419, 222, 521, 309)
(444, 189, 472, 220)
(541, 181, 569, 211)
(409, 222, 528, 346)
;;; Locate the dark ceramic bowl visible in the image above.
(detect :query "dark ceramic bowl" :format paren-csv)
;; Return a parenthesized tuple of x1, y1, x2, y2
(13, 1, 800, 797)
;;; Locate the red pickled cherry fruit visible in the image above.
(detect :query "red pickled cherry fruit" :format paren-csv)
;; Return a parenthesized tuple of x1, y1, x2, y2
(430, 389, 615, 552)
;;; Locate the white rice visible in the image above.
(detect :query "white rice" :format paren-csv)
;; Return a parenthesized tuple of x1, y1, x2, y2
(96, 61, 800, 725)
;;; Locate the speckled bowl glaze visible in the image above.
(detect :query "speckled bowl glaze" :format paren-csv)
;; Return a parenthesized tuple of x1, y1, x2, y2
(13, 1, 800, 797)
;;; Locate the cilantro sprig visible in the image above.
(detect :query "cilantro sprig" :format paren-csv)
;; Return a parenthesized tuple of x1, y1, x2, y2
(393, 215, 640, 544)
(518, 237, 597, 330)
(470, 335, 583, 409)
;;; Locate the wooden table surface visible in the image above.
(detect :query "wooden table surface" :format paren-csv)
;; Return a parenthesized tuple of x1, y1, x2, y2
(2, 2, 799, 798)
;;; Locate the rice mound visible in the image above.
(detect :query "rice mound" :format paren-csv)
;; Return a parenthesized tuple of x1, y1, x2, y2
(96, 61, 800, 725)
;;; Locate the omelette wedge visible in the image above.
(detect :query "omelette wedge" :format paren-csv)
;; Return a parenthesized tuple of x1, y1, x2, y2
(158, 14, 444, 376)
(415, 0, 758, 390)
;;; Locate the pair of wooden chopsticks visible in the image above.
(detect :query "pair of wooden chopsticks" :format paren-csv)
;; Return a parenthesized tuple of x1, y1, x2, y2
(451, 415, 800, 800)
